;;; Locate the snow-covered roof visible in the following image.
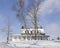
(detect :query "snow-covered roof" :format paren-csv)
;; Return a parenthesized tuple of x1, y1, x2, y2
(21, 28, 45, 33)
(12, 34, 21, 36)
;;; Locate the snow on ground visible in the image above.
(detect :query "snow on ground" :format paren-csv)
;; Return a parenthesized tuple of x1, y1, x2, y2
(0, 40, 60, 48)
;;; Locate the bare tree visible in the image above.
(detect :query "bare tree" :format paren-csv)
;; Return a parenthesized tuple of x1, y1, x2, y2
(27, 0, 41, 40)
(14, 0, 41, 40)
(14, 0, 27, 29)
(1, 16, 12, 43)
(7, 16, 12, 43)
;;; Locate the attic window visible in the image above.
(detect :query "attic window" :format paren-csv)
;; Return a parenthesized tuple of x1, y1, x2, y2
(21, 26, 24, 29)
(40, 26, 43, 29)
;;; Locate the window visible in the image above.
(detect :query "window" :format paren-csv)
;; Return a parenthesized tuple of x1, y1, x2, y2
(31, 31, 32, 34)
(37, 30, 39, 34)
(27, 30, 29, 34)
(14, 36, 17, 39)
(19, 36, 21, 39)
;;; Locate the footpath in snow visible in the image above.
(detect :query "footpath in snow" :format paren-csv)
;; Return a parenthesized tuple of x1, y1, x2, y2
(0, 40, 60, 48)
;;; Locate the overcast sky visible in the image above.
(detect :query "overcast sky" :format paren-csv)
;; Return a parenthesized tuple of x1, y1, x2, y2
(0, 0, 60, 41)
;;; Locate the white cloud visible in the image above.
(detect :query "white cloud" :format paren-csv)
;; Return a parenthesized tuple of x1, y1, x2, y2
(0, 15, 6, 27)
(45, 23, 60, 39)
(39, 0, 60, 16)
(0, 15, 6, 23)
(46, 23, 60, 32)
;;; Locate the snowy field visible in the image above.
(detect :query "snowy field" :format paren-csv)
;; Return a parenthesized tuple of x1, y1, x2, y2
(0, 40, 60, 48)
